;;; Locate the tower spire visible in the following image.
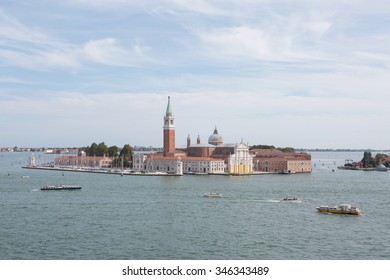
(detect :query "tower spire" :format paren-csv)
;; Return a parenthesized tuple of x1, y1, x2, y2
(166, 96, 173, 116)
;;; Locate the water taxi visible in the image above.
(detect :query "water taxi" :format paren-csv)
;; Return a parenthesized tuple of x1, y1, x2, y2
(281, 197, 302, 203)
(41, 185, 82, 191)
(316, 203, 361, 215)
(203, 192, 223, 198)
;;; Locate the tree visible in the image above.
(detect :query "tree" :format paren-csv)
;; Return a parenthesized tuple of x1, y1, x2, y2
(120, 144, 133, 158)
(108, 146, 119, 157)
(120, 144, 133, 168)
(97, 142, 108, 157)
(361, 151, 373, 168)
(278, 147, 295, 153)
(250, 145, 276, 150)
(375, 153, 386, 166)
(83, 142, 109, 157)
(249, 144, 294, 153)
(87, 142, 98, 156)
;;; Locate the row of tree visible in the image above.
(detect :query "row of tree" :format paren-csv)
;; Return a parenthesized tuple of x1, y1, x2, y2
(249, 145, 295, 153)
(361, 151, 389, 168)
(80, 142, 133, 168)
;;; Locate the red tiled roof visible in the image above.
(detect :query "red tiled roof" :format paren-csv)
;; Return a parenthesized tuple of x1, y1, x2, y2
(149, 154, 224, 162)
(56, 155, 111, 160)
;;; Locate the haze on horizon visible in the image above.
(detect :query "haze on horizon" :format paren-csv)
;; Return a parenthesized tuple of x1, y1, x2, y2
(1, 1, 390, 150)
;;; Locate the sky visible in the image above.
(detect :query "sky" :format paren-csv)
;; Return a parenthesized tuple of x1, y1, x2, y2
(1, 0, 390, 149)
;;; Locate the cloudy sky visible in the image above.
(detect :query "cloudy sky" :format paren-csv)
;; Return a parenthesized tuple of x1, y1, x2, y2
(1, 0, 390, 149)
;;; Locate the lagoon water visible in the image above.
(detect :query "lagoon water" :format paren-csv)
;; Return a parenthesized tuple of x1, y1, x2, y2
(1, 152, 389, 260)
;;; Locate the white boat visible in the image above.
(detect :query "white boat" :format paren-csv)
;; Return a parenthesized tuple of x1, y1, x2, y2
(375, 165, 388, 172)
(280, 169, 296, 174)
(281, 197, 302, 203)
(41, 185, 82, 191)
(204, 192, 223, 198)
(316, 203, 361, 215)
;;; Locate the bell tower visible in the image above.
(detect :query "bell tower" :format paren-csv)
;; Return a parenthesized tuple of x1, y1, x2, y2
(163, 96, 175, 157)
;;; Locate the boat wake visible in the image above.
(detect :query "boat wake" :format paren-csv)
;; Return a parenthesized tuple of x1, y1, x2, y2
(266, 199, 281, 203)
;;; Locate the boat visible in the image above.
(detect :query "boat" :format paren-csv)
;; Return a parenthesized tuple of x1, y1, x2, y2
(316, 203, 361, 215)
(280, 169, 296, 174)
(41, 185, 82, 191)
(375, 165, 388, 172)
(281, 197, 302, 203)
(204, 192, 223, 198)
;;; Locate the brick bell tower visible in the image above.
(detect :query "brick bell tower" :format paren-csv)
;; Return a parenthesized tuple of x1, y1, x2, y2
(163, 96, 175, 157)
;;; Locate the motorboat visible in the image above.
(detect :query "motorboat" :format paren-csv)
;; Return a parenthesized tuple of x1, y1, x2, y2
(204, 192, 223, 198)
(281, 197, 302, 203)
(41, 185, 82, 191)
(280, 170, 296, 174)
(316, 203, 361, 215)
(375, 165, 388, 172)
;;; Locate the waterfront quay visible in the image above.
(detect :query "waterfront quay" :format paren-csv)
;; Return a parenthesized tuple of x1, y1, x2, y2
(22, 165, 272, 176)
(22, 166, 182, 176)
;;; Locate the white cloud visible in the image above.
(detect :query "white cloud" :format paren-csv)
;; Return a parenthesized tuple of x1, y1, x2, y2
(0, 9, 154, 70)
(0, 75, 28, 84)
(187, 4, 337, 63)
(197, 26, 291, 61)
(82, 38, 152, 67)
(0, 9, 82, 70)
(83, 38, 129, 66)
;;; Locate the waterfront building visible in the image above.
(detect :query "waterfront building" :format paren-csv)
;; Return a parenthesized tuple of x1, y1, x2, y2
(228, 141, 253, 175)
(251, 149, 312, 173)
(54, 155, 112, 169)
(144, 156, 183, 174)
(182, 157, 225, 174)
(132, 153, 148, 171)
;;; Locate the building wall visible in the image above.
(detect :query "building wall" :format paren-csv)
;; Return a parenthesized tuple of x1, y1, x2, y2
(138, 153, 224, 174)
(187, 146, 215, 157)
(150, 158, 182, 174)
(182, 159, 225, 174)
(254, 158, 287, 172)
(253, 157, 312, 173)
(55, 156, 112, 168)
(133, 153, 148, 171)
(287, 159, 312, 173)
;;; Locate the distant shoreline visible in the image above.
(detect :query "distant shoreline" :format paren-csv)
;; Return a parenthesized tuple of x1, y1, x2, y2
(298, 149, 390, 152)
(2, 148, 390, 153)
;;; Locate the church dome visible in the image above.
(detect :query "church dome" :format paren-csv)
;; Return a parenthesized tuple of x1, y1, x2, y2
(208, 127, 223, 146)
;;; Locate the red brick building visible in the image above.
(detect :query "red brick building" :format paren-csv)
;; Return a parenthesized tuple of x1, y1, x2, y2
(251, 149, 312, 173)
